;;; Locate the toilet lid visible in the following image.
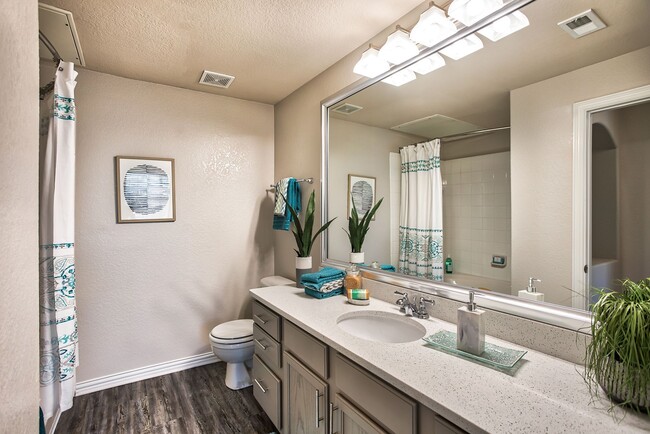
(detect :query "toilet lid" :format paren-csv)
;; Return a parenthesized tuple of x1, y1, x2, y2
(210, 319, 254, 340)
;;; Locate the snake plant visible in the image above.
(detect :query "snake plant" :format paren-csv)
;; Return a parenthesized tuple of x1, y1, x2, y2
(283, 191, 336, 257)
(344, 197, 383, 253)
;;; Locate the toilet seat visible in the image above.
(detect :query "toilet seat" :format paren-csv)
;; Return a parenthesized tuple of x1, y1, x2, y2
(210, 319, 253, 345)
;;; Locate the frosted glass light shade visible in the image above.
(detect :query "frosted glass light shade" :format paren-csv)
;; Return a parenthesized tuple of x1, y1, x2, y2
(382, 69, 416, 87)
(410, 6, 458, 47)
(353, 47, 390, 78)
(408, 53, 446, 75)
(379, 29, 420, 65)
(448, 0, 503, 26)
(440, 34, 483, 60)
(478, 11, 529, 41)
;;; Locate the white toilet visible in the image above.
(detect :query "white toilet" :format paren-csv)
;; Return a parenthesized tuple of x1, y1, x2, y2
(209, 275, 294, 390)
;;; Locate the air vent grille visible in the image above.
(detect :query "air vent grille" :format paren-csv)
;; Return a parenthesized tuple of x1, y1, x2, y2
(558, 9, 606, 39)
(333, 103, 363, 115)
(199, 70, 235, 88)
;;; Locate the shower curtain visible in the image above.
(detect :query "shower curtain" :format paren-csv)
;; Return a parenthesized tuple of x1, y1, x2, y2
(39, 61, 78, 421)
(398, 140, 444, 280)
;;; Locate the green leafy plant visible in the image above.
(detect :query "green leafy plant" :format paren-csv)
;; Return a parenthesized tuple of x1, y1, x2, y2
(344, 197, 384, 253)
(584, 278, 650, 414)
(283, 191, 336, 257)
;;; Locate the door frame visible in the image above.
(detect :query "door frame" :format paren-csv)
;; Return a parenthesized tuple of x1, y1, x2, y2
(572, 84, 650, 310)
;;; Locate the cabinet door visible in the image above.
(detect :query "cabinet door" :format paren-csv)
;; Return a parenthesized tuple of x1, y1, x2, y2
(334, 394, 387, 434)
(284, 351, 328, 434)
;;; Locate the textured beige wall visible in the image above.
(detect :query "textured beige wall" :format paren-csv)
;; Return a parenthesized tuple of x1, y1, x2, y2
(510, 46, 650, 306)
(0, 1, 39, 432)
(71, 69, 274, 381)
(328, 119, 419, 264)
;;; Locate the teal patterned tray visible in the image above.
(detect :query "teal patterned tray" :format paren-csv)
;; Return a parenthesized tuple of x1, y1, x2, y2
(423, 330, 527, 369)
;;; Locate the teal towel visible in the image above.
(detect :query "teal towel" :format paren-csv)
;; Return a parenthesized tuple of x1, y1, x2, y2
(300, 267, 345, 285)
(305, 287, 344, 299)
(381, 264, 396, 272)
(273, 178, 301, 231)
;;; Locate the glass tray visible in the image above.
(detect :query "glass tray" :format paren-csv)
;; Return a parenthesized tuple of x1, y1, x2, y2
(422, 330, 527, 369)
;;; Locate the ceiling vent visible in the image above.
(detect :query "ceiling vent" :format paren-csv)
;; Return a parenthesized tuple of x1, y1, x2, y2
(199, 70, 235, 88)
(558, 9, 606, 39)
(332, 103, 363, 115)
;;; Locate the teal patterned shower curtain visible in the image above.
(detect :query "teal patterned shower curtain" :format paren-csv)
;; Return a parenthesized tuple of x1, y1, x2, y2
(398, 139, 444, 280)
(39, 61, 78, 422)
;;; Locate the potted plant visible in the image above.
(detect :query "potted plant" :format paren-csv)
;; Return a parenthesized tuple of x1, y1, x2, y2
(284, 191, 336, 288)
(344, 197, 383, 264)
(584, 278, 650, 414)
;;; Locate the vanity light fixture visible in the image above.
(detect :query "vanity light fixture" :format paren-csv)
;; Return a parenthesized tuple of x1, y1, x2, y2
(353, 46, 391, 78)
(410, 5, 458, 47)
(408, 53, 446, 75)
(439, 34, 484, 60)
(382, 68, 417, 86)
(478, 10, 529, 41)
(448, 0, 503, 27)
(378, 26, 420, 65)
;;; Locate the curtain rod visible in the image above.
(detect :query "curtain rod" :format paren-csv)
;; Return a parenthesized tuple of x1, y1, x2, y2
(39, 31, 62, 62)
(399, 126, 510, 149)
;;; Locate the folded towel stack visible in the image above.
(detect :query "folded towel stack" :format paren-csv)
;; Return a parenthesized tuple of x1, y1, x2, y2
(300, 267, 345, 299)
(273, 178, 301, 231)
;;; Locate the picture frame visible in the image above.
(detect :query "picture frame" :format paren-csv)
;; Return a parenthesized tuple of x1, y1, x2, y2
(347, 174, 376, 220)
(115, 156, 176, 223)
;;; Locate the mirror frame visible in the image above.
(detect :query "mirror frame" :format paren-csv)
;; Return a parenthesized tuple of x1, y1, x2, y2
(321, 0, 592, 332)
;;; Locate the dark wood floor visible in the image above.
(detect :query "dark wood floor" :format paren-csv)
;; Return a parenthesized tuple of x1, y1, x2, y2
(56, 363, 277, 434)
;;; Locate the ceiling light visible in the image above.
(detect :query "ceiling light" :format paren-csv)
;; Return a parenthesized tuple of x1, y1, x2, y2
(440, 34, 483, 60)
(408, 53, 446, 75)
(379, 27, 420, 65)
(382, 69, 416, 87)
(478, 11, 529, 41)
(353, 46, 391, 78)
(410, 5, 458, 47)
(448, 0, 503, 27)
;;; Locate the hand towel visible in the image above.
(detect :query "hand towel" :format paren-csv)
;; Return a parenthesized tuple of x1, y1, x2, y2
(304, 278, 344, 293)
(300, 267, 345, 285)
(273, 178, 301, 231)
(381, 264, 396, 272)
(273, 177, 292, 216)
(305, 287, 344, 299)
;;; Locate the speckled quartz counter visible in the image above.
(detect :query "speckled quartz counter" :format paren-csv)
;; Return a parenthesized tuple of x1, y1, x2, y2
(250, 286, 650, 434)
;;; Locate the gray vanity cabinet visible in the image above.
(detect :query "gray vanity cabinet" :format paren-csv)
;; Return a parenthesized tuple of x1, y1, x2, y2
(334, 394, 387, 434)
(284, 351, 329, 434)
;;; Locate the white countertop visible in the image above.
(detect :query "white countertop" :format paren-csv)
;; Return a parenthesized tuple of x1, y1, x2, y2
(250, 286, 650, 434)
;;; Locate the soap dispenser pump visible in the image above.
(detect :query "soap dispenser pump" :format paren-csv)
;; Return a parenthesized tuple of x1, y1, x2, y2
(457, 291, 485, 356)
(518, 277, 544, 302)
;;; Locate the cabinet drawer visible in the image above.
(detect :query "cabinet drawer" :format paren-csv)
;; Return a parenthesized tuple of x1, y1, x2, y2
(252, 354, 282, 430)
(284, 320, 328, 379)
(253, 324, 282, 375)
(335, 354, 416, 434)
(253, 301, 281, 341)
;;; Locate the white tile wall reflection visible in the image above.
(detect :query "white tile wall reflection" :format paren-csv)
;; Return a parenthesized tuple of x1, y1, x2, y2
(442, 152, 511, 282)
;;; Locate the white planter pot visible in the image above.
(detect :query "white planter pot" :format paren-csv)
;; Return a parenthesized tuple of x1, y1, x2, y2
(350, 252, 365, 264)
(295, 256, 312, 288)
(295, 256, 312, 270)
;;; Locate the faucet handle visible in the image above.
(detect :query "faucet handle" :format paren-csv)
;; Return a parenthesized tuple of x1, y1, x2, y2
(418, 296, 435, 307)
(416, 297, 435, 319)
(394, 291, 409, 312)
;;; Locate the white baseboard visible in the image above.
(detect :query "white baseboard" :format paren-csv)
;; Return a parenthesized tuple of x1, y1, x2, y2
(75, 352, 220, 396)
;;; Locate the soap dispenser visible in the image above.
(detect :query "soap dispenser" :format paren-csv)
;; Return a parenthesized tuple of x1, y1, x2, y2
(518, 277, 544, 302)
(457, 291, 485, 356)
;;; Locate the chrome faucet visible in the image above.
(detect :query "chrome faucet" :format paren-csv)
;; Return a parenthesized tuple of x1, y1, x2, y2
(394, 291, 435, 319)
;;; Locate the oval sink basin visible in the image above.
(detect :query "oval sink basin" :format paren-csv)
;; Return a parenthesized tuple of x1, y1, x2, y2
(337, 311, 426, 343)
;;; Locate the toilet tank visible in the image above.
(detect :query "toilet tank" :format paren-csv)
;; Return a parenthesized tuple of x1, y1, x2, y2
(260, 275, 295, 287)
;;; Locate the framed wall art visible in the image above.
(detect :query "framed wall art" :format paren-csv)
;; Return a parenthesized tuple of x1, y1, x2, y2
(347, 174, 376, 220)
(115, 156, 176, 223)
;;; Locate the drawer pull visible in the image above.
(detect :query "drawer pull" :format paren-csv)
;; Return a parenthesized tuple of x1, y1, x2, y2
(254, 338, 268, 350)
(253, 314, 268, 324)
(254, 378, 267, 393)
(328, 402, 339, 434)
(315, 390, 324, 428)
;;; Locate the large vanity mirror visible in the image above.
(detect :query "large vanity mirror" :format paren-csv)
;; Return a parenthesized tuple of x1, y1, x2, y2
(322, 0, 650, 330)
